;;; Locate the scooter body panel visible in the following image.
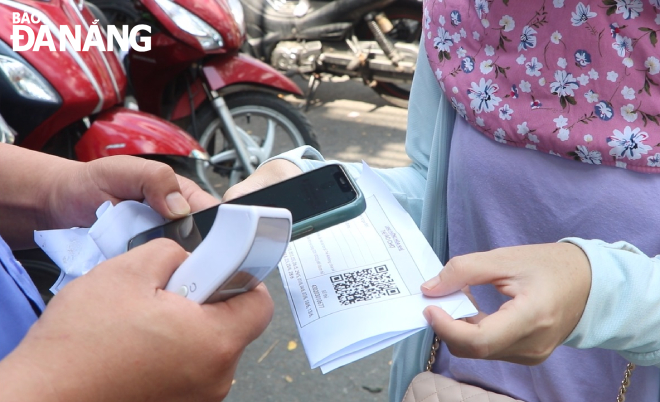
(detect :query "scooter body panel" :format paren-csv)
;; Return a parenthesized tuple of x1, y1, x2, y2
(75, 107, 205, 161)
(128, 32, 204, 116)
(204, 52, 303, 95)
(0, 0, 126, 149)
(169, 52, 303, 120)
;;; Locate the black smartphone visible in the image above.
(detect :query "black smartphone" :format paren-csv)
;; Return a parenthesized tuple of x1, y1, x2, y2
(127, 164, 365, 251)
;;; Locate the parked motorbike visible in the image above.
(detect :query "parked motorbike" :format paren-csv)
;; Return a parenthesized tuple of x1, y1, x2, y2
(0, 0, 208, 165)
(242, 0, 421, 108)
(89, 0, 320, 198)
(91, 0, 421, 109)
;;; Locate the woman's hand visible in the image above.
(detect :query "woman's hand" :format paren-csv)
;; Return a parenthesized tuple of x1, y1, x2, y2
(421, 242, 592, 365)
(222, 158, 303, 202)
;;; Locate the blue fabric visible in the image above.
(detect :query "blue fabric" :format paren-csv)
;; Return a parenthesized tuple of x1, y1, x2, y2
(0, 235, 44, 359)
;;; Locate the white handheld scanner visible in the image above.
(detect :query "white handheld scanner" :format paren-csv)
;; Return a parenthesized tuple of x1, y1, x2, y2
(164, 204, 292, 304)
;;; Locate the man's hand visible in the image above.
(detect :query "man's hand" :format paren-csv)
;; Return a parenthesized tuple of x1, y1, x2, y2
(0, 144, 218, 248)
(47, 155, 218, 230)
(421, 242, 591, 365)
(0, 238, 274, 402)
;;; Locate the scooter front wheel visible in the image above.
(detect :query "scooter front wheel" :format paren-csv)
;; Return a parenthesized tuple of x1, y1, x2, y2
(191, 92, 319, 198)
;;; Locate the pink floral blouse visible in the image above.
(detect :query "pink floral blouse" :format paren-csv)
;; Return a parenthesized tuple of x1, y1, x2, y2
(423, 0, 660, 173)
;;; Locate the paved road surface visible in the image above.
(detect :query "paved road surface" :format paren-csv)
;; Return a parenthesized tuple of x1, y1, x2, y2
(224, 77, 410, 402)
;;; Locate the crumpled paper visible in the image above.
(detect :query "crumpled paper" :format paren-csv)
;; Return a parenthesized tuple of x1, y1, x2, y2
(34, 200, 166, 294)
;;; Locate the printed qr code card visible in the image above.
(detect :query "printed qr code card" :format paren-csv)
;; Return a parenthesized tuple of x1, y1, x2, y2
(277, 163, 477, 373)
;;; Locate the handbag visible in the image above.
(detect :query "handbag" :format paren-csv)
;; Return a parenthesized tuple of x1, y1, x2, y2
(402, 335, 636, 402)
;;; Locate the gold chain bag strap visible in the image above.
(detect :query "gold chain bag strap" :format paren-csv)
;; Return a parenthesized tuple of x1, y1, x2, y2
(617, 363, 636, 402)
(402, 335, 636, 402)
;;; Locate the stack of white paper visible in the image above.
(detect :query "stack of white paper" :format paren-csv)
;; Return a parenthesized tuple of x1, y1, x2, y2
(277, 163, 477, 373)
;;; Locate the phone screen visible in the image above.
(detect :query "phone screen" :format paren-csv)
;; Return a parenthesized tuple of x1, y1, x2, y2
(227, 164, 358, 223)
(127, 164, 358, 251)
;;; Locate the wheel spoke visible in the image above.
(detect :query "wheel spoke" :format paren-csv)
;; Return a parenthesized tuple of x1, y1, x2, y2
(236, 125, 268, 162)
(260, 118, 277, 158)
(237, 125, 261, 149)
(209, 149, 237, 165)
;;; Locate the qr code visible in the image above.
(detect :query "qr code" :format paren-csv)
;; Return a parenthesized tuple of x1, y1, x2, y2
(330, 265, 400, 306)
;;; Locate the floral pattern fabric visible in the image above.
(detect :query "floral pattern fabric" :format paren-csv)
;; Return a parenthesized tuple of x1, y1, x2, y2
(424, 0, 660, 172)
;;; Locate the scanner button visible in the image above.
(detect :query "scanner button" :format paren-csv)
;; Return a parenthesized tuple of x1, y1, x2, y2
(176, 285, 189, 297)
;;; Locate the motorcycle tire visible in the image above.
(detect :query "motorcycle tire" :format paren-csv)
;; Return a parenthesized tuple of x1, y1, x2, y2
(190, 92, 320, 198)
(356, 5, 422, 109)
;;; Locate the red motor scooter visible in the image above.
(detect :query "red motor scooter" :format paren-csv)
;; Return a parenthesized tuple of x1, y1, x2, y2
(0, 0, 209, 167)
(91, 0, 319, 198)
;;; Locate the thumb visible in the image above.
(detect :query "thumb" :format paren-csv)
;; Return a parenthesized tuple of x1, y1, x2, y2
(88, 156, 191, 219)
(421, 251, 509, 297)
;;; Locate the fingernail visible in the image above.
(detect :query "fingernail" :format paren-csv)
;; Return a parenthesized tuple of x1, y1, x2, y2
(421, 276, 440, 291)
(423, 307, 433, 325)
(166, 192, 190, 216)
